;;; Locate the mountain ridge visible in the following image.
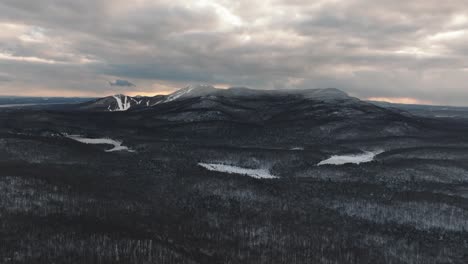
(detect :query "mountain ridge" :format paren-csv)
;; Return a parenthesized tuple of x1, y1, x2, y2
(78, 85, 356, 112)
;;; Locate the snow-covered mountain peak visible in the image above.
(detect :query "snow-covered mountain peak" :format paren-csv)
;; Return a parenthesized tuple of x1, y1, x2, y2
(164, 84, 217, 102)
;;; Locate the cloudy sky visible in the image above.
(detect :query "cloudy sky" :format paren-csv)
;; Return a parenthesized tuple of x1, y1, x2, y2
(1, 0, 468, 105)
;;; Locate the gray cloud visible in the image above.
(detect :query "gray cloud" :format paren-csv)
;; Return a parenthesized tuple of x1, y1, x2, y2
(109, 79, 135, 87)
(0, 73, 12, 82)
(1, 0, 468, 104)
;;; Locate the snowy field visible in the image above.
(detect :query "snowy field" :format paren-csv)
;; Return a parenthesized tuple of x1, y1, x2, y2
(318, 150, 383, 166)
(66, 135, 134, 152)
(198, 163, 278, 179)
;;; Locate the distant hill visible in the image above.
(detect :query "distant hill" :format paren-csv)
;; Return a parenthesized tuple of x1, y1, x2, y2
(370, 101, 468, 119)
(0, 96, 95, 107)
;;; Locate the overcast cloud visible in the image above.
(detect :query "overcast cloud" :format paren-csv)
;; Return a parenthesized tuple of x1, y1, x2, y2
(1, 0, 468, 105)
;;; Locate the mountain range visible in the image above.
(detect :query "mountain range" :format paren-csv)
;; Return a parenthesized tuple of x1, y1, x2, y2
(78, 84, 354, 112)
(56, 84, 423, 143)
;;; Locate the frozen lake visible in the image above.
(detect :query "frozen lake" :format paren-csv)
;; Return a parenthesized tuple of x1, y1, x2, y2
(66, 135, 134, 152)
(318, 150, 383, 166)
(198, 163, 278, 179)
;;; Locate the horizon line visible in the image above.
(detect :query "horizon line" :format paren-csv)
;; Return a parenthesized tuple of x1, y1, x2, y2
(0, 94, 466, 108)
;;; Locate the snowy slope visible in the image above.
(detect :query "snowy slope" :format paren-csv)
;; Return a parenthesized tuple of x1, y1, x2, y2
(79, 94, 164, 112)
(110, 95, 131, 111)
(163, 84, 217, 103)
(78, 85, 373, 116)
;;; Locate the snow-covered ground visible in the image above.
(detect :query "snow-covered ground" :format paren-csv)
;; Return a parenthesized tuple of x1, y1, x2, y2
(66, 135, 134, 152)
(318, 150, 383, 166)
(110, 95, 131, 111)
(198, 163, 278, 179)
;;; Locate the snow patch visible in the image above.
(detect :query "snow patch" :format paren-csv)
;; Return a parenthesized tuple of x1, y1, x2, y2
(151, 100, 163, 106)
(164, 84, 212, 103)
(198, 163, 278, 179)
(164, 89, 188, 102)
(318, 150, 383, 166)
(290, 147, 304, 151)
(110, 95, 131, 111)
(66, 135, 135, 152)
(130, 97, 142, 105)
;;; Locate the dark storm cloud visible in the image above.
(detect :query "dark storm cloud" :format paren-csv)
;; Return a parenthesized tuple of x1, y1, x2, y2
(109, 79, 135, 87)
(1, 0, 468, 104)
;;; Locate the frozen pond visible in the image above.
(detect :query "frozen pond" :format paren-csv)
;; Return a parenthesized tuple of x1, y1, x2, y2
(290, 147, 304, 151)
(198, 163, 278, 179)
(318, 150, 383, 166)
(66, 135, 134, 152)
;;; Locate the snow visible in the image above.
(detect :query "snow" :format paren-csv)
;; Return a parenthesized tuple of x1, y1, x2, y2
(198, 163, 278, 179)
(66, 135, 135, 152)
(164, 89, 188, 102)
(164, 84, 212, 103)
(111, 95, 131, 111)
(151, 100, 163, 106)
(290, 147, 304, 151)
(130, 98, 142, 105)
(185, 85, 195, 94)
(318, 150, 383, 166)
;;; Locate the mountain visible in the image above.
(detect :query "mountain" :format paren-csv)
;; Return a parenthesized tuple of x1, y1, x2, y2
(77, 94, 164, 111)
(69, 85, 421, 141)
(77, 85, 217, 111)
(78, 85, 358, 112)
(371, 100, 468, 119)
(163, 84, 218, 102)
